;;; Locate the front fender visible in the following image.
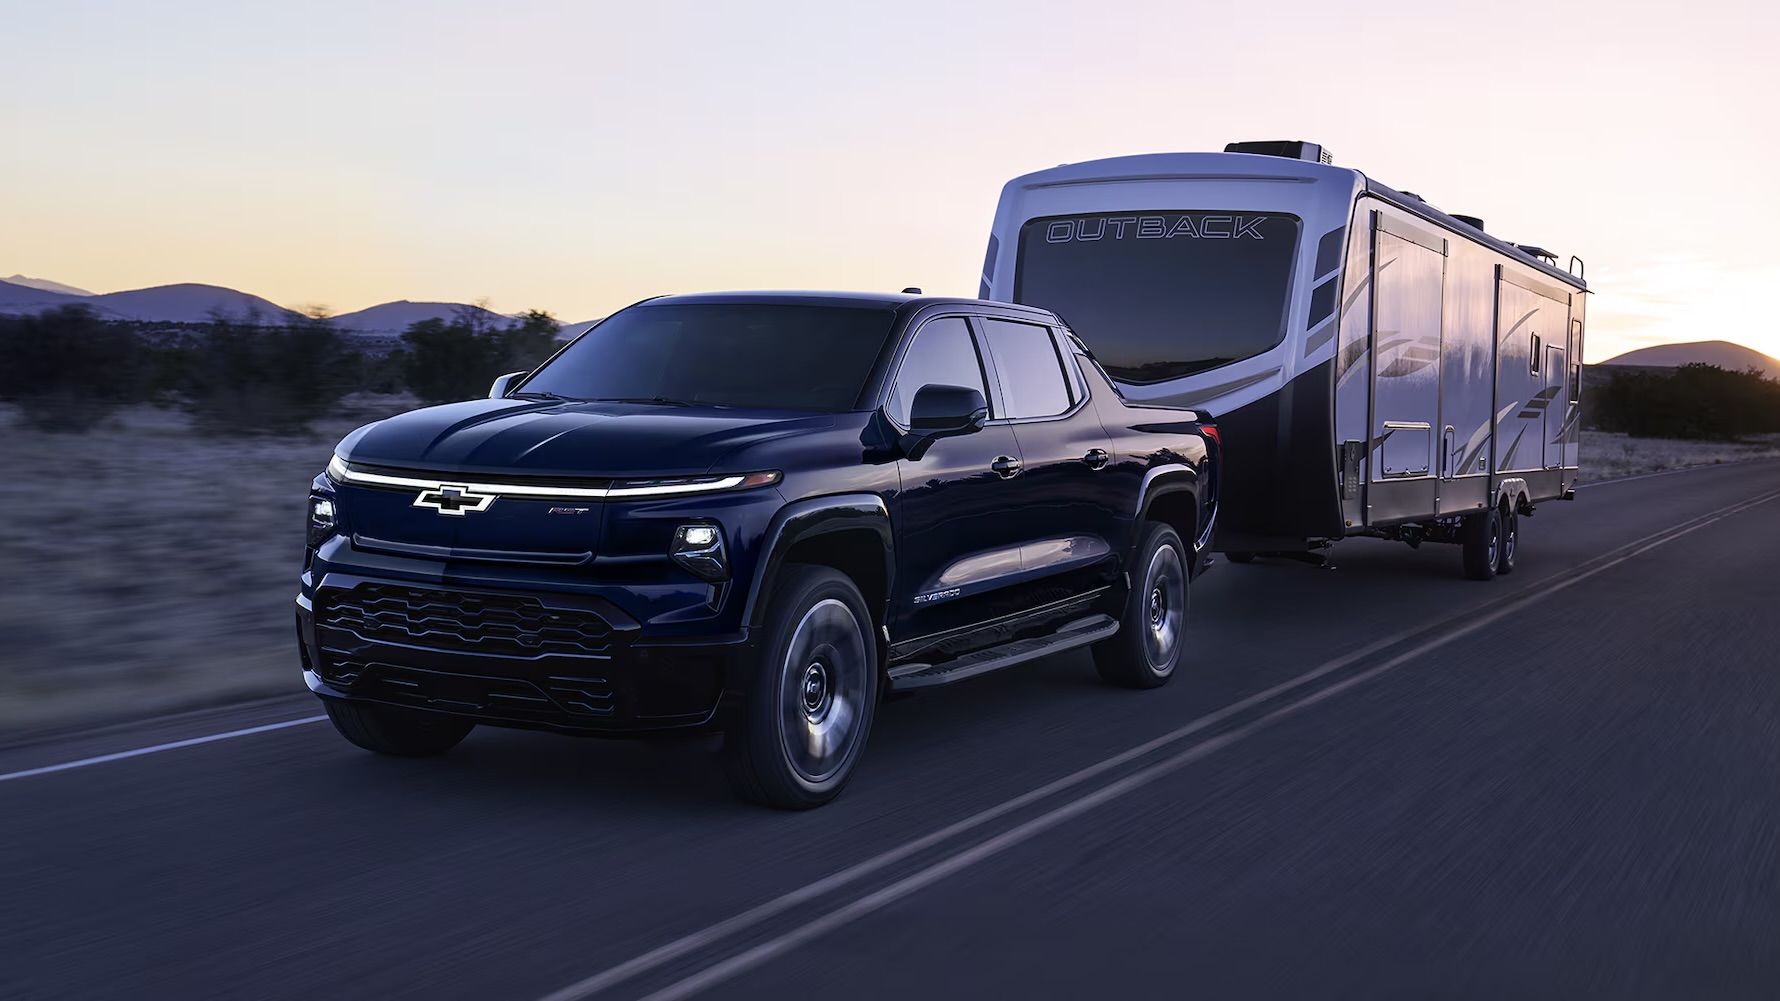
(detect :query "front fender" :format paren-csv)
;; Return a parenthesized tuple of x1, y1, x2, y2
(742, 493, 894, 631)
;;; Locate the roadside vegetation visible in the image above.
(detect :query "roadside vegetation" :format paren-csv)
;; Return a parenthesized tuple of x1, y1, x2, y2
(0, 304, 563, 434)
(1588, 363, 1780, 441)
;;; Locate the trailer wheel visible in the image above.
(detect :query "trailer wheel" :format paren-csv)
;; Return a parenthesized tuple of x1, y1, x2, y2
(1461, 509, 1501, 581)
(1496, 509, 1519, 575)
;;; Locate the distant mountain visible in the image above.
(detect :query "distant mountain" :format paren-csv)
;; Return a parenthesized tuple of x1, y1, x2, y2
(557, 319, 602, 340)
(328, 300, 510, 333)
(4, 274, 93, 296)
(1600, 340, 1780, 379)
(0, 275, 548, 332)
(0, 279, 96, 315)
(93, 283, 306, 324)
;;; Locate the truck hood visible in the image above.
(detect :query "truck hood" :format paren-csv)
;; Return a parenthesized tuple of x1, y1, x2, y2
(337, 398, 836, 478)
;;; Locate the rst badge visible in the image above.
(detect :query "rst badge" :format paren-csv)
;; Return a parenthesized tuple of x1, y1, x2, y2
(413, 484, 496, 516)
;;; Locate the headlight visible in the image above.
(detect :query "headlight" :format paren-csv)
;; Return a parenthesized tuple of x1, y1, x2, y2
(671, 523, 727, 580)
(308, 495, 338, 549)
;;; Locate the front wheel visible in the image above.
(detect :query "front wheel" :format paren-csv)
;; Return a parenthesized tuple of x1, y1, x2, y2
(324, 700, 474, 756)
(1093, 523, 1189, 689)
(724, 565, 879, 809)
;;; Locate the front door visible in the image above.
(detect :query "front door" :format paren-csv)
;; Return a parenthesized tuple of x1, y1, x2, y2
(888, 315, 1028, 642)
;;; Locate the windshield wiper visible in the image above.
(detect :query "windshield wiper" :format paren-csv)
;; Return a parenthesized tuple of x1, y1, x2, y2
(511, 390, 578, 402)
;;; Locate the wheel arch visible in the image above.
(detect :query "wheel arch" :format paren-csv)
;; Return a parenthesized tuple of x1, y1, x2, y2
(744, 494, 893, 638)
(1135, 465, 1205, 563)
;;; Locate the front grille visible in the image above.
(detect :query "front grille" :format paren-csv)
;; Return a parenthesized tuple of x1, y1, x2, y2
(325, 660, 617, 720)
(318, 583, 614, 659)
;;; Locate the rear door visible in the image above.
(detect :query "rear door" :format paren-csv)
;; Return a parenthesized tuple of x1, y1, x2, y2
(978, 316, 1122, 597)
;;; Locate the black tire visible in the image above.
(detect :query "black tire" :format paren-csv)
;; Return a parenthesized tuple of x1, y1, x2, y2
(1497, 508, 1519, 575)
(724, 565, 879, 809)
(1224, 550, 1257, 564)
(1093, 523, 1189, 689)
(324, 700, 474, 757)
(1461, 508, 1502, 581)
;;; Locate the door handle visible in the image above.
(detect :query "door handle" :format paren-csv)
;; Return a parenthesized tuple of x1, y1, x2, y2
(1082, 448, 1111, 470)
(991, 455, 1022, 479)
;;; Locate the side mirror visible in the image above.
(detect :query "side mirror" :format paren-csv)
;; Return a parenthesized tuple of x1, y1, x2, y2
(902, 383, 988, 459)
(489, 371, 528, 398)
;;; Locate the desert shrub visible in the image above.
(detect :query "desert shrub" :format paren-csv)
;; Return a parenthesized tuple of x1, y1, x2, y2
(1591, 363, 1780, 440)
(0, 306, 154, 431)
(179, 315, 363, 435)
(396, 308, 560, 404)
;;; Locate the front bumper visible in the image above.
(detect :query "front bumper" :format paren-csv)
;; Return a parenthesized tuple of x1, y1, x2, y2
(297, 574, 748, 735)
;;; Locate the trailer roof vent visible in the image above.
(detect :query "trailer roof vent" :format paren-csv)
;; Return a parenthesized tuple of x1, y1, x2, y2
(1224, 140, 1332, 164)
(1515, 244, 1559, 264)
(1451, 214, 1486, 232)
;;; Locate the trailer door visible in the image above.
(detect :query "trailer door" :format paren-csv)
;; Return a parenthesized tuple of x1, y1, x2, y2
(1543, 342, 1568, 469)
(1368, 216, 1446, 523)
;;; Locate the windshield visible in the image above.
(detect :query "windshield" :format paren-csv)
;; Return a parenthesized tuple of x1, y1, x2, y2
(1013, 211, 1301, 384)
(517, 302, 897, 411)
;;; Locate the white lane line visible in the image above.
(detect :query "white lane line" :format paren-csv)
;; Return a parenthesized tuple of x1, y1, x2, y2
(553, 486, 1780, 1001)
(0, 715, 326, 785)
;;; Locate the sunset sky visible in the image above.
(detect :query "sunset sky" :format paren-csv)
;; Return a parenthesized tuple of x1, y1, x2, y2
(3, 0, 1777, 362)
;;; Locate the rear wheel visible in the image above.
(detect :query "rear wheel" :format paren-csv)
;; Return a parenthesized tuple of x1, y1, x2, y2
(324, 700, 474, 756)
(1461, 508, 1502, 581)
(1093, 523, 1189, 689)
(724, 565, 878, 809)
(1497, 509, 1519, 575)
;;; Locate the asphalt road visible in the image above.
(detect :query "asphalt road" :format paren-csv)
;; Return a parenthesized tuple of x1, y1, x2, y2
(4, 461, 1778, 1001)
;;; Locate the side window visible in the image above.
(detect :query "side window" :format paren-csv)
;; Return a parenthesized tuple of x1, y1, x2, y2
(982, 318, 1072, 419)
(889, 317, 987, 426)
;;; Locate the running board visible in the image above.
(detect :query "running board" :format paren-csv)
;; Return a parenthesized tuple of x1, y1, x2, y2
(887, 614, 1119, 691)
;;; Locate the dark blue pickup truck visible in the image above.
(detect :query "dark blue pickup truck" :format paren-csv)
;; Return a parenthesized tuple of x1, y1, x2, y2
(298, 291, 1219, 807)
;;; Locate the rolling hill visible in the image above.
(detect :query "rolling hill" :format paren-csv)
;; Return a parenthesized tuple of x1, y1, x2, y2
(327, 300, 511, 332)
(1600, 340, 1779, 379)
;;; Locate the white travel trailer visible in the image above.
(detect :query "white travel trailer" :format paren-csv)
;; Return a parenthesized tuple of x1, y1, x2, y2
(982, 141, 1587, 579)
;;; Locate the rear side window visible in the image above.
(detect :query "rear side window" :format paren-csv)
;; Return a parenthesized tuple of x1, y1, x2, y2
(981, 318, 1072, 419)
(888, 317, 988, 425)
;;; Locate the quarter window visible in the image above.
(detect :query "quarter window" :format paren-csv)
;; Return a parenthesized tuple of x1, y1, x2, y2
(982, 318, 1072, 419)
(888, 317, 988, 426)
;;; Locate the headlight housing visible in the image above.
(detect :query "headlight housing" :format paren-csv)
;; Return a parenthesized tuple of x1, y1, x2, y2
(307, 495, 338, 549)
(671, 522, 728, 580)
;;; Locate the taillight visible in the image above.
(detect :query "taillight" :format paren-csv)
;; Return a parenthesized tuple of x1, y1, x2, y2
(1200, 424, 1221, 450)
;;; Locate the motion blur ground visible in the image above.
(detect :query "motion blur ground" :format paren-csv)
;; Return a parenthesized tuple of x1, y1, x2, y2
(3, 460, 1776, 1000)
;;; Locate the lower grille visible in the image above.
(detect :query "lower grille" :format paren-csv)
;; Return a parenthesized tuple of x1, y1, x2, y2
(326, 659, 617, 721)
(318, 583, 613, 659)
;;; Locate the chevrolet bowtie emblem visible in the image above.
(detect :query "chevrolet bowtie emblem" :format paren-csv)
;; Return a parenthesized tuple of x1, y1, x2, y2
(413, 484, 496, 516)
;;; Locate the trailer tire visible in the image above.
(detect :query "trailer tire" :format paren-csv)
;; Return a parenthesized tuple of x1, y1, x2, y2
(1462, 509, 1501, 581)
(1497, 509, 1518, 575)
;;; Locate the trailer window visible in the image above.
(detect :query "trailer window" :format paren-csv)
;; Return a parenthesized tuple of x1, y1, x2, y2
(1013, 212, 1300, 384)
